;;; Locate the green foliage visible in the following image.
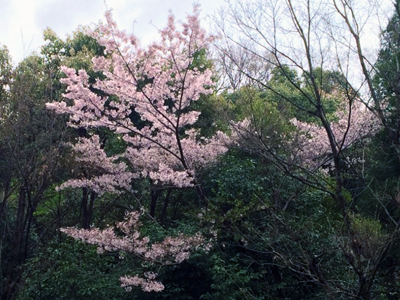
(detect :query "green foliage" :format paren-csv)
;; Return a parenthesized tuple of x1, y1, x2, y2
(17, 239, 132, 300)
(201, 254, 264, 300)
(374, 1, 400, 105)
(350, 214, 387, 245)
(205, 151, 269, 200)
(190, 93, 231, 137)
(0, 45, 12, 102)
(266, 66, 348, 124)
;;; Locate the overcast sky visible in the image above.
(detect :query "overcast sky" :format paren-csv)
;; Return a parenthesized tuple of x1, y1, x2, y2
(0, 0, 225, 64)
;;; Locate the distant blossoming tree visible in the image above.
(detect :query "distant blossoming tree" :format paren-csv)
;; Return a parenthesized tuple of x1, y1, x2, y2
(47, 7, 226, 292)
(289, 100, 380, 171)
(231, 90, 380, 172)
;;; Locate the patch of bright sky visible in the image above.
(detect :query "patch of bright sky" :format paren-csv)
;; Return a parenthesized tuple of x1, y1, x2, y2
(0, 0, 226, 64)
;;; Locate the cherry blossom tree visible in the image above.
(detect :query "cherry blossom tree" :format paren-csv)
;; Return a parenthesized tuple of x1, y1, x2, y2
(47, 7, 227, 198)
(46, 7, 227, 293)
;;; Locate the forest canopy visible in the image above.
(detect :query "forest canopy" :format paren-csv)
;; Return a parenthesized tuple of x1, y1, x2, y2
(1, 1, 400, 300)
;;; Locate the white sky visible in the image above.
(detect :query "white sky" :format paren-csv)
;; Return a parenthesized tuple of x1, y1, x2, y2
(0, 0, 226, 64)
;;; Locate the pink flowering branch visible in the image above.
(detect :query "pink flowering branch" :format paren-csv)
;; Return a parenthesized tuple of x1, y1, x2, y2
(61, 211, 211, 292)
(58, 135, 137, 194)
(291, 100, 381, 170)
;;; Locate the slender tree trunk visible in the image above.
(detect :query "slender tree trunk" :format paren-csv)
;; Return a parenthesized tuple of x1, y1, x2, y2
(82, 188, 96, 229)
(150, 189, 161, 218)
(2, 187, 26, 300)
(160, 188, 172, 223)
(358, 275, 372, 300)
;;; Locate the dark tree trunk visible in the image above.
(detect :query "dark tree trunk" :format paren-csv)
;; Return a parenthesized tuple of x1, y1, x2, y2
(150, 189, 162, 218)
(358, 275, 372, 300)
(82, 188, 96, 229)
(2, 187, 27, 300)
(159, 188, 172, 223)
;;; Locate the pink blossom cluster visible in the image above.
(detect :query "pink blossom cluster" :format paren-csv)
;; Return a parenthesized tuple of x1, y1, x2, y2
(120, 273, 164, 292)
(231, 100, 381, 171)
(58, 135, 136, 194)
(291, 101, 381, 170)
(46, 7, 228, 192)
(61, 211, 211, 292)
(229, 118, 287, 155)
